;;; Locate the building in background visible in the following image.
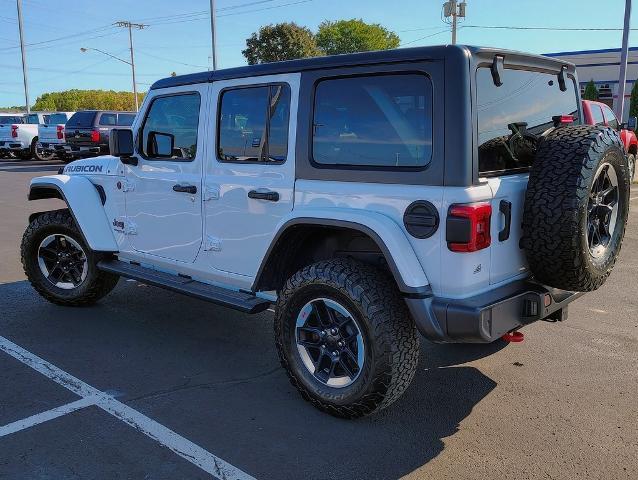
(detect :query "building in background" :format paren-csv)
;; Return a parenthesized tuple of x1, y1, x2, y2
(545, 47, 638, 120)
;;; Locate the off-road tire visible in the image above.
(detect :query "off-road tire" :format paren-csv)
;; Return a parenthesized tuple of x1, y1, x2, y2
(522, 125, 630, 291)
(21, 209, 119, 306)
(274, 259, 419, 419)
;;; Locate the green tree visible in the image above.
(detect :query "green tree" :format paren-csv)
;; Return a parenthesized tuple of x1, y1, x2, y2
(629, 80, 638, 118)
(582, 80, 599, 101)
(316, 19, 400, 55)
(242, 22, 321, 65)
(32, 89, 145, 111)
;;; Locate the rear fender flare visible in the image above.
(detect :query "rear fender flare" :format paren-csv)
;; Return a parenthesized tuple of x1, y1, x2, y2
(253, 208, 430, 295)
(28, 175, 118, 252)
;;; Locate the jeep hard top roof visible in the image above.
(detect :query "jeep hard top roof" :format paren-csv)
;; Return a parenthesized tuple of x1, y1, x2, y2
(150, 44, 576, 91)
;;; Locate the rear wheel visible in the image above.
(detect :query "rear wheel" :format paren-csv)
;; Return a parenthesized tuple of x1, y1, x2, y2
(21, 210, 119, 306)
(274, 259, 419, 418)
(33, 138, 54, 161)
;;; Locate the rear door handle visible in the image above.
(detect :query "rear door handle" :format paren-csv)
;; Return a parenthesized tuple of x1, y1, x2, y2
(248, 190, 279, 202)
(498, 200, 512, 241)
(173, 184, 197, 194)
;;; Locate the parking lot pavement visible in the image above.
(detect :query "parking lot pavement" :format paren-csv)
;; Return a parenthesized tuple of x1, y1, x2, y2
(0, 159, 637, 480)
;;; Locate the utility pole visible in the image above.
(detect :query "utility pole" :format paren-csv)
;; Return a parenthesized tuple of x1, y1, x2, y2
(209, 0, 217, 70)
(443, 1, 466, 45)
(16, 0, 30, 114)
(617, 0, 632, 121)
(114, 21, 147, 112)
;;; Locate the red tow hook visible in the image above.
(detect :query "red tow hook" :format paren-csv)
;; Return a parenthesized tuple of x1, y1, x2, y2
(501, 331, 524, 343)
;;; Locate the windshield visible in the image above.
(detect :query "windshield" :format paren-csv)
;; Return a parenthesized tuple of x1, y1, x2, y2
(477, 67, 580, 175)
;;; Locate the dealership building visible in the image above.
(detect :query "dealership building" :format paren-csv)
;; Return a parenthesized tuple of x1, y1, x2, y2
(545, 47, 638, 120)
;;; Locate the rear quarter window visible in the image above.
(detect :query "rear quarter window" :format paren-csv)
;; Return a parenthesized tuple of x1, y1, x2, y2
(477, 67, 579, 176)
(311, 73, 433, 169)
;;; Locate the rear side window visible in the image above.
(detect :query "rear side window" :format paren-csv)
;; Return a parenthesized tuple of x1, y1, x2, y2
(140, 93, 200, 161)
(312, 74, 432, 168)
(590, 105, 605, 125)
(66, 111, 97, 128)
(99, 113, 117, 126)
(117, 113, 136, 126)
(601, 104, 619, 129)
(477, 67, 579, 175)
(218, 84, 290, 163)
(26, 114, 40, 124)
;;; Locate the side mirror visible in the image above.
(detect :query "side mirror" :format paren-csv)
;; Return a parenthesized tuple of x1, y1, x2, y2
(147, 131, 175, 158)
(628, 116, 637, 132)
(109, 128, 136, 165)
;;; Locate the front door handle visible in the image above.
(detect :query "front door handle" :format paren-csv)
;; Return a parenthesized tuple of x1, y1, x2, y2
(173, 184, 197, 194)
(248, 190, 279, 202)
(498, 200, 512, 242)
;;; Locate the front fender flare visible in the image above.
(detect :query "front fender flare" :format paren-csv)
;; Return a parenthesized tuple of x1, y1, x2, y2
(254, 208, 430, 295)
(28, 175, 118, 252)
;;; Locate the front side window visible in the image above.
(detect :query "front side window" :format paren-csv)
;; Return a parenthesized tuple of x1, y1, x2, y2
(477, 67, 579, 175)
(117, 113, 136, 126)
(141, 93, 201, 161)
(218, 84, 290, 163)
(601, 104, 619, 129)
(591, 105, 605, 126)
(312, 74, 432, 168)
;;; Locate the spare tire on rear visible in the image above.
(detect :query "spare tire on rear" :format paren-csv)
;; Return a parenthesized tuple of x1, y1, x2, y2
(522, 125, 630, 292)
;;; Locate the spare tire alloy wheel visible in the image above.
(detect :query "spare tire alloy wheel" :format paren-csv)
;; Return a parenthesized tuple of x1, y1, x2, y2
(295, 298, 365, 388)
(522, 125, 630, 292)
(37, 234, 88, 289)
(587, 163, 619, 259)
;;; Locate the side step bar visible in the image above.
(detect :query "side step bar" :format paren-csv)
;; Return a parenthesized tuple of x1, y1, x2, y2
(97, 259, 271, 314)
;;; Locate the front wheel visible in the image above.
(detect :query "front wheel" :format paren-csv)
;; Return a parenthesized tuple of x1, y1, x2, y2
(274, 259, 419, 419)
(21, 210, 119, 306)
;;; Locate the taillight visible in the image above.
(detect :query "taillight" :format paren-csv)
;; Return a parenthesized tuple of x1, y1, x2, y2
(56, 125, 64, 140)
(90, 129, 100, 142)
(11, 125, 18, 138)
(446, 203, 492, 252)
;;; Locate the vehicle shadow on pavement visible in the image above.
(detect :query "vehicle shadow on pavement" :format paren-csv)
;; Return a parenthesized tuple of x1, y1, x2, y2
(0, 280, 502, 480)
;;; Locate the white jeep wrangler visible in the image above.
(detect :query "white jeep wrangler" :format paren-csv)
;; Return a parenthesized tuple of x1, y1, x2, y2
(21, 46, 630, 418)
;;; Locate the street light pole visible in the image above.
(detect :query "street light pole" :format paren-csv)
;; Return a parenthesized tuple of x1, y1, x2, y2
(16, 0, 30, 114)
(209, 0, 217, 70)
(115, 21, 147, 112)
(617, 0, 632, 121)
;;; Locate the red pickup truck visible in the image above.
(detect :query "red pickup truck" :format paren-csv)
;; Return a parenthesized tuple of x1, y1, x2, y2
(582, 99, 637, 181)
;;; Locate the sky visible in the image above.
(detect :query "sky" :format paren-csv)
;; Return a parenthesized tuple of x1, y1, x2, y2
(1, 0, 637, 107)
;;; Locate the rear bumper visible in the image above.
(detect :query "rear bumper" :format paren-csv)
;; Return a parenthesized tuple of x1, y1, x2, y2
(51, 143, 101, 157)
(406, 280, 583, 343)
(0, 140, 28, 151)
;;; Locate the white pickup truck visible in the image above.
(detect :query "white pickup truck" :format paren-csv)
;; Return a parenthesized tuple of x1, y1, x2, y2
(36, 112, 75, 160)
(0, 114, 24, 158)
(0, 112, 51, 160)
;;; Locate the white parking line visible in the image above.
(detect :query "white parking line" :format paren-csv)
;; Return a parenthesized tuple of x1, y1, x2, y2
(0, 396, 96, 437)
(0, 336, 256, 480)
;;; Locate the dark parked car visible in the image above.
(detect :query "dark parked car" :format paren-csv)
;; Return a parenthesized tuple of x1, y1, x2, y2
(58, 110, 136, 162)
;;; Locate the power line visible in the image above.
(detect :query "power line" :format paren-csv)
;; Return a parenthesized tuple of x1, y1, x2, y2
(463, 24, 638, 32)
(0, 24, 117, 51)
(400, 28, 453, 46)
(137, 50, 207, 69)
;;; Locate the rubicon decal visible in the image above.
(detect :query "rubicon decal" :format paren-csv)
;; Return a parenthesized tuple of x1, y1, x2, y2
(65, 165, 103, 173)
